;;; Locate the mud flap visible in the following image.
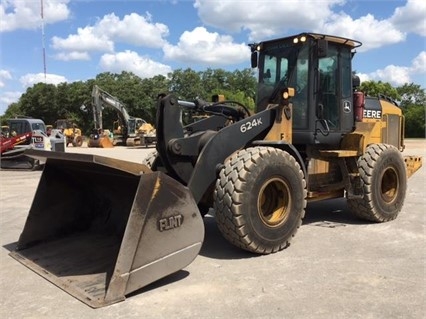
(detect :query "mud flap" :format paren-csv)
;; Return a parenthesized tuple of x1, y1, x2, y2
(9, 149, 204, 308)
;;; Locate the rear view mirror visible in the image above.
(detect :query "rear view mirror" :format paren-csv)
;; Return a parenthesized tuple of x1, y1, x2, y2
(251, 51, 258, 68)
(317, 39, 328, 58)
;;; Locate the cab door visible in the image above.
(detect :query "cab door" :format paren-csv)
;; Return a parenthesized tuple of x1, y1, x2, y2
(317, 44, 354, 134)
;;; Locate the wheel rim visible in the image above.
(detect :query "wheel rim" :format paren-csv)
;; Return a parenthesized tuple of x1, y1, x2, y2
(257, 177, 291, 227)
(380, 166, 399, 203)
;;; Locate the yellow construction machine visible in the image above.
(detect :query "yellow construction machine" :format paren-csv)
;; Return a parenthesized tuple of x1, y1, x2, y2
(55, 118, 84, 147)
(138, 121, 157, 147)
(89, 85, 156, 147)
(10, 33, 422, 308)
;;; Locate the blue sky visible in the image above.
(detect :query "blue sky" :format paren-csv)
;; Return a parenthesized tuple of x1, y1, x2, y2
(0, 0, 425, 115)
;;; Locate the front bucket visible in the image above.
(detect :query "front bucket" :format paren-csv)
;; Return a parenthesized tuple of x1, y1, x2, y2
(88, 136, 114, 148)
(10, 149, 204, 308)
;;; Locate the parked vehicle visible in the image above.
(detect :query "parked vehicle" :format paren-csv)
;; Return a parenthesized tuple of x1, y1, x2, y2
(1, 118, 64, 169)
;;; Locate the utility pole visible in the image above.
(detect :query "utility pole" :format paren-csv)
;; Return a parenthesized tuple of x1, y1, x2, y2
(41, 0, 47, 82)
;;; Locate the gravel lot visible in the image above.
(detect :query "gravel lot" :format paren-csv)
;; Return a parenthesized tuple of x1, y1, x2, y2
(1, 139, 425, 319)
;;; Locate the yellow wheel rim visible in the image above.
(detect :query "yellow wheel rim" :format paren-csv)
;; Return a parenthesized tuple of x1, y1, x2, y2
(258, 177, 291, 227)
(380, 167, 399, 203)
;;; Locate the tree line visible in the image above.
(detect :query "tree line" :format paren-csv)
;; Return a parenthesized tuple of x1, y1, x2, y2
(1, 68, 257, 136)
(1, 68, 424, 137)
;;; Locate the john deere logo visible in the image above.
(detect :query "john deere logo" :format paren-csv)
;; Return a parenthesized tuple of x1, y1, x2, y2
(158, 214, 183, 231)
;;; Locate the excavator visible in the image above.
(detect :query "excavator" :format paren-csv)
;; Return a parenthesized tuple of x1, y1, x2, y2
(88, 85, 155, 147)
(10, 33, 422, 307)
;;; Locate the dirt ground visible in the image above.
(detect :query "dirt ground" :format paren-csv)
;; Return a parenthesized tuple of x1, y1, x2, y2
(0, 139, 425, 319)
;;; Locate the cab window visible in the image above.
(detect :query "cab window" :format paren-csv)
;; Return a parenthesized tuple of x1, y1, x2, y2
(318, 46, 338, 128)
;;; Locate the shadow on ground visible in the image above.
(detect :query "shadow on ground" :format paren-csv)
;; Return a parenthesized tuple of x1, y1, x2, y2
(303, 197, 368, 227)
(198, 198, 369, 259)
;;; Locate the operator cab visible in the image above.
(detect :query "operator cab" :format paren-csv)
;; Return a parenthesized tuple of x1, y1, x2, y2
(8, 118, 47, 137)
(251, 33, 362, 146)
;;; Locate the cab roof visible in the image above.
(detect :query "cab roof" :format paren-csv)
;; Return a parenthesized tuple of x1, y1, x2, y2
(256, 32, 362, 49)
(305, 32, 362, 48)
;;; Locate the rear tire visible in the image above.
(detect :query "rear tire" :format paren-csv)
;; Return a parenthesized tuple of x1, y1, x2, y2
(73, 136, 83, 147)
(214, 147, 307, 254)
(347, 143, 407, 222)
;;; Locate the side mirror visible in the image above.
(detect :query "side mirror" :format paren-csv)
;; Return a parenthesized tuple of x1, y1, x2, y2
(352, 74, 361, 88)
(317, 39, 328, 58)
(251, 51, 258, 68)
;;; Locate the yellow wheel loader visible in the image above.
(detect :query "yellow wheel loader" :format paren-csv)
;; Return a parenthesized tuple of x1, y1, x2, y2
(10, 33, 422, 308)
(55, 119, 84, 147)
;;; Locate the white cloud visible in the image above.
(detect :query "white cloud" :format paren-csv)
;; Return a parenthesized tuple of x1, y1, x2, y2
(0, 69, 12, 87)
(99, 51, 172, 78)
(369, 65, 411, 86)
(356, 73, 370, 85)
(20, 73, 68, 88)
(163, 27, 250, 66)
(194, 0, 344, 41)
(0, 0, 70, 32)
(194, 0, 417, 53)
(320, 13, 405, 52)
(357, 51, 426, 86)
(0, 90, 21, 114)
(52, 27, 115, 53)
(54, 51, 91, 61)
(51, 12, 169, 60)
(0, 71, 68, 115)
(411, 51, 426, 74)
(390, 0, 426, 36)
(96, 13, 169, 48)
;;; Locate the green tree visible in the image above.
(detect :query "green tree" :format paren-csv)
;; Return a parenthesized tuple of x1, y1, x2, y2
(227, 68, 257, 111)
(397, 83, 425, 138)
(359, 80, 400, 100)
(0, 102, 23, 123)
(137, 74, 170, 123)
(55, 81, 92, 133)
(19, 83, 61, 125)
(359, 80, 425, 138)
(169, 68, 206, 100)
(397, 83, 426, 110)
(90, 71, 167, 128)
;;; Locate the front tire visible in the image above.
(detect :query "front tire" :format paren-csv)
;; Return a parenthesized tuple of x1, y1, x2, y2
(347, 143, 407, 222)
(214, 147, 307, 254)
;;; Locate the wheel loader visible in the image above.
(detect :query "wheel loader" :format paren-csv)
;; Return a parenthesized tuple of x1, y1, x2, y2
(55, 119, 84, 147)
(10, 33, 422, 308)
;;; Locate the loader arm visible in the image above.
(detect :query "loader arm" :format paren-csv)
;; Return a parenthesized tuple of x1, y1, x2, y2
(156, 94, 276, 203)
